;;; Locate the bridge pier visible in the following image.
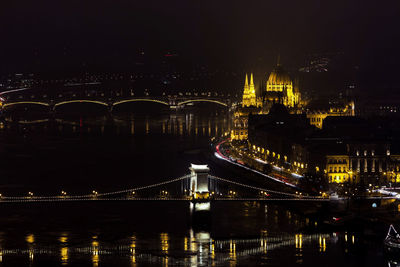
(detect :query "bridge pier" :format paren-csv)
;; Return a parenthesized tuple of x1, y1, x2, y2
(189, 164, 210, 201)
(188, 164, 212, 227)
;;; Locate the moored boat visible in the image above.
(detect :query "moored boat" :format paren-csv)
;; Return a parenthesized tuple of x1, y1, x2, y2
(384, 225, 400, 253)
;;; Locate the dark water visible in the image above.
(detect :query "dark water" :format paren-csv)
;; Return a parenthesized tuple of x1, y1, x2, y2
(0, 105, 391, 266)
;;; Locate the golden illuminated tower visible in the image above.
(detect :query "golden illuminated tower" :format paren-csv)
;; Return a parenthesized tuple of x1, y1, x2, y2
(242, 73, 257, 107)
(242, 74, 249, 107)
(265, 64, 299, 108)
(249, 73, 257, 106)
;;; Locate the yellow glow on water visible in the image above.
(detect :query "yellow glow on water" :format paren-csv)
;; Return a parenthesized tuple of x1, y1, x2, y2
(261, 237, 268, 254)
(29, 248, 34, 261)
(229, 240, 237, 262)
(322, 238, 326, 252)
(319, 236, 322, 252)
(352, 235, 355, 244)
(211, 242, 215, 259)
(131, 120, 135, 135)
(345, 233, 348, 242)
(160, 233, 169, 252)
(131, 235, 136, 266)
(184, 237, 188, 251)
(295, 234, 302, 249)
(59, 234, 69, 265)
(179, 121, 183, 135)
(61, 247, 68, 265)
(145, 119, 149, 134)
(26, 234, 35, 244)
(299, 234, 302, 249)
(92, 240, 99, 267)
(130, 235, 136, 250)
(163, 256, 168, 266)
(161, 233, 169, 266)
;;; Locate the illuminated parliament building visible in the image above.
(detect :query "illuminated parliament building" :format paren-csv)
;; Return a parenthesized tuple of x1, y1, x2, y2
(230, 60, 400, 187)
(231, 63, 303, 142)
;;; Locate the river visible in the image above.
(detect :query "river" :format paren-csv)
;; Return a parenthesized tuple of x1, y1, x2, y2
(0, 103, 392, 266)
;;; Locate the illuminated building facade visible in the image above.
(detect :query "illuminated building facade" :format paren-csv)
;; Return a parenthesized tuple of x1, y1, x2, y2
(264, 64, 300, 108)
(248, 111, 400, 186)
(231, 74, 262, 141)
(320, 117, 400, 185)
(326, 145, 400, 184)
(242, 73, 257, 107)
(307, 101, 355, 129)
(247, 104, 314, 175)
(326, 155, 351, 183)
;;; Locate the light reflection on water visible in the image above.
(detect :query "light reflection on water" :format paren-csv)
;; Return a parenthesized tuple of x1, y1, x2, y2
(0, 110, 389, 266)
(0, 198, 385, 267)
(3, 111, 230, 138)
(0, 230, 337, 266)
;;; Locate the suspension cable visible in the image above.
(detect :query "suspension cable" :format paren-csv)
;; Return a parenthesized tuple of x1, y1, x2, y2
(2, 174, 191, 200)
(209, 175, 322, 199)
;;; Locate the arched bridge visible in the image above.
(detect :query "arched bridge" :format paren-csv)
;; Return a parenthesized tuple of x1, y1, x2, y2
(1, 96, 231, 111)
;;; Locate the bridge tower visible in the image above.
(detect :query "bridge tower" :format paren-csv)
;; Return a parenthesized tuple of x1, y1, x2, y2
(189, 164, 210, 201)
(189, 164, 212, 226)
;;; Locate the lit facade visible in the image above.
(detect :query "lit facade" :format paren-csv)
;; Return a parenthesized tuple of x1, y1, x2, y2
(231, 111, 249, 140)
(307, 102, 355, 129)
(242, 73, 257, 107)
(231, 74, 262, 141)
(325, 144, 400, 185)
(265, 64, 300, 108)
(326, 155, 351, 183)
(247, 107, 314, 175)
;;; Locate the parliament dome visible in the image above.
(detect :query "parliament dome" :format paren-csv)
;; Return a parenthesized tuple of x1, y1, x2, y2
(267, 65, 292, 85)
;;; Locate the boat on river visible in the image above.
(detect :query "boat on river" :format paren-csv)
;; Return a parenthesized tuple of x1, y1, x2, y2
(384, 225, 400, 253)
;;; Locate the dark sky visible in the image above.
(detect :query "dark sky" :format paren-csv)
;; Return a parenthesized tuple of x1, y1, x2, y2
(1, 0, 399, 76)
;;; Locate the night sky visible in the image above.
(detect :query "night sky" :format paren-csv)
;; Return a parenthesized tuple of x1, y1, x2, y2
(1, 0, 399, 80)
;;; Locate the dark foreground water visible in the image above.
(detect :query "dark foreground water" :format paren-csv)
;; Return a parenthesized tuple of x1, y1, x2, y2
(0, 104, 393, 266)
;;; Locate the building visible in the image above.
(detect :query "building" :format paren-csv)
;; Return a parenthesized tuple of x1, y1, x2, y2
(247, 104, 315, 174)
(231, 73, 262, 141)
(321, 117, 400, 185)
(242, 73, 258, 107)
(264, 64, 301, 108)
(326, 155, 351, 183)
(247, 110, 400, 186)
(306, 102, 355, 129)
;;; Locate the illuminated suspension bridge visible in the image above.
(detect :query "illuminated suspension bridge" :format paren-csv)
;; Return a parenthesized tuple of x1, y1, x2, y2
(0, 165, 333, 204)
